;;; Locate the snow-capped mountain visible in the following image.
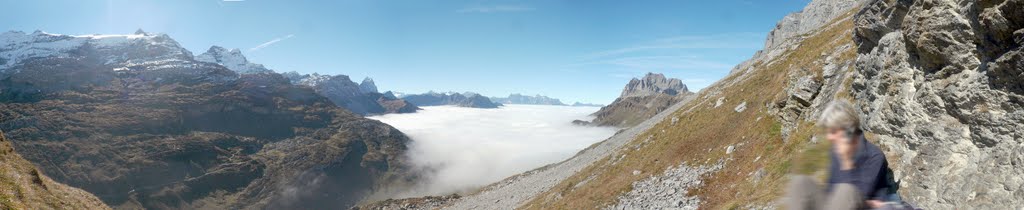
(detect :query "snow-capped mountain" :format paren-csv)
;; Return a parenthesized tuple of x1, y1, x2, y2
(195, 46, 273, 74)
(0, 29, 194, 73)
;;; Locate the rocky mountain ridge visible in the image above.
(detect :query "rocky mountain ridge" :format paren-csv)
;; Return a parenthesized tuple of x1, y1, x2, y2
(0, 30, 418, 209)
(283, 72, 419, 115)
(489, 94, 566, 106)
(401, 91, 502, 108)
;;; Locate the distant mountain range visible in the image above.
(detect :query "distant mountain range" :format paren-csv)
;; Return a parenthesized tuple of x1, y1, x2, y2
(490, 94, 565, 105)
(281, 72, 419, 115)
(401, 91, 501, 108)
(189, 44, 418, 116)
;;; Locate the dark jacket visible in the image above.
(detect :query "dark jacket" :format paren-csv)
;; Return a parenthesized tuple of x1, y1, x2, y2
(826, 136, 897, 200)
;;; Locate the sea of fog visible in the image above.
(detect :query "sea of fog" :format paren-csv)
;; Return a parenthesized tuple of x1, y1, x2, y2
(368, 104, 617, 197)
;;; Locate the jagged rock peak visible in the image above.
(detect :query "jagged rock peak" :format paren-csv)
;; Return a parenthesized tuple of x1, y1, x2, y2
(620, 72, 688, 98)
(134, 28, 148, 35)
(359, 77, 378, 93)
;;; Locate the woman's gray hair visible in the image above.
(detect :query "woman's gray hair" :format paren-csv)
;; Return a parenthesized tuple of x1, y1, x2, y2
(818, 100, 862, 134)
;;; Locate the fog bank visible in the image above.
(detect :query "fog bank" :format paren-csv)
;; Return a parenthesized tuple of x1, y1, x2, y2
(369, 105, 616, 197)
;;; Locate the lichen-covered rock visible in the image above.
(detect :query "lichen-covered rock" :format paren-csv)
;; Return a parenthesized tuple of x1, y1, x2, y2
(852, 0, 1024, 208)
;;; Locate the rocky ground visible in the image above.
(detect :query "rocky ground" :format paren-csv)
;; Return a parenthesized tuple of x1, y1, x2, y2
(607, 161, 724, 210)
(352, 195, 460, 210)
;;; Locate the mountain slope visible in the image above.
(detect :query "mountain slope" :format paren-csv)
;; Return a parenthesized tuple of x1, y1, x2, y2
(0, 31, 416, 209)
(0, 130, 111, 210)
(588, 73, 694, 127)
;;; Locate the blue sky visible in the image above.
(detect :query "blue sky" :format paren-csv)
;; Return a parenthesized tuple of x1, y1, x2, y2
(1, 0, 811, 104)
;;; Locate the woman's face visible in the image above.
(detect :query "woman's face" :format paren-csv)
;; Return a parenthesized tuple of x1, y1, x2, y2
(825, 127, 849, 144)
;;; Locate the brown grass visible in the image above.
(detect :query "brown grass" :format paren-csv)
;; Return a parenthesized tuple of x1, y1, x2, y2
(519, 10, 858, 210)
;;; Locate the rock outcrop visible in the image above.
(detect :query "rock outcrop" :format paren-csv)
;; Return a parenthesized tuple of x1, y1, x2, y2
(401, 91, 502, 108)
(489, 94, 566, 105)
(588, 73, 694, 127)
(0, 31, 417, 209)
(852, 0, 1024, 208)
(0, 130, 111, 210)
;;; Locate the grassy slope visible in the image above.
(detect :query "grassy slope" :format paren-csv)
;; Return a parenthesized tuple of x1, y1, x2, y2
(0, 130, 111, 210)
(520, 11, 857, 209)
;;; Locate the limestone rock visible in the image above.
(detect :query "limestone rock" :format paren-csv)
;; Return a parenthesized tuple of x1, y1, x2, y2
(852, 0, 1024, 208)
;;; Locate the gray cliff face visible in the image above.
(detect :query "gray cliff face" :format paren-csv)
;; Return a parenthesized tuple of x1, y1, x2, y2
(852, 0, 1024, 208)
(619, 73, 688, 98)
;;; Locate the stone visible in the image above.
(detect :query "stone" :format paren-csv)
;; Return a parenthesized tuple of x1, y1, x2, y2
(734, 101, 747, 112)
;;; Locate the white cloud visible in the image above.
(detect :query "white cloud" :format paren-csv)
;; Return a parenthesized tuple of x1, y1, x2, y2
(369, 105, 616, 197)
(579, 33, 764, 60)
(249, 34, 294, 52)
(457, 5, 534, 13)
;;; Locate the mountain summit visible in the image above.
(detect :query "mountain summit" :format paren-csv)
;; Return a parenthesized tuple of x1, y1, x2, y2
(195, 45, 273, 74)
(586, 72, 694, 127)
(619, 73, 688, 98)
(359, 77, 378, 93)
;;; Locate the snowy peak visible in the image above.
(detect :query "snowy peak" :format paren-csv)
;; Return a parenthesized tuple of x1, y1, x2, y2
(359, 77, 378, 93)
(195, 45, 272, 74)
(0, 30, 192, 71)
